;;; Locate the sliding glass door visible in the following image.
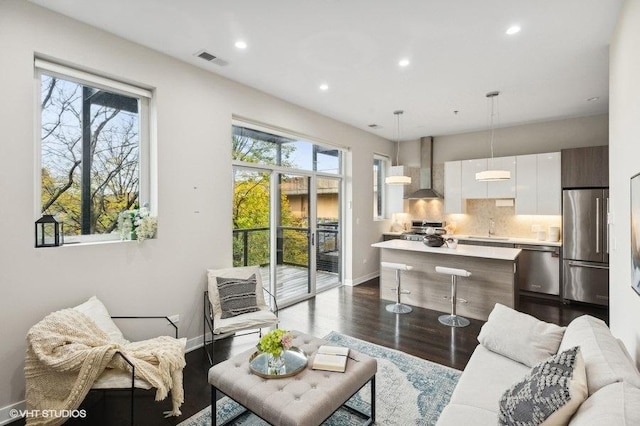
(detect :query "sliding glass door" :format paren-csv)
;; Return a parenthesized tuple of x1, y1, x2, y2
(231, 123, 343, 307)
(316, 177, 341, 290)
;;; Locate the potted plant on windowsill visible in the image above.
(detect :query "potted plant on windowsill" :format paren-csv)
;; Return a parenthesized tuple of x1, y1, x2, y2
(117, 206, 157, 242)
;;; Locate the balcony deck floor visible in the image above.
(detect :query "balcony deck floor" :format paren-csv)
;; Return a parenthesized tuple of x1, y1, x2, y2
(260, 265, 339, 302)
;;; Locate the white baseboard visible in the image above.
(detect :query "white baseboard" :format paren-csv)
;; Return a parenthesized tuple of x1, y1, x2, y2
(0, 400, 26, 425)
(344, 271, 379, 287)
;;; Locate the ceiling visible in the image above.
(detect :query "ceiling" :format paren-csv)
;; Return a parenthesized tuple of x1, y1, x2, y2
(30, 0, 621, 141)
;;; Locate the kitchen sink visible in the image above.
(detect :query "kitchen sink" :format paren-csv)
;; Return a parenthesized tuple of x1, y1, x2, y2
(467, 235, 510, 241)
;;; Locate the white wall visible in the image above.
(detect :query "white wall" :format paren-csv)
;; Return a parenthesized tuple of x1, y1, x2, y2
(399, 114, 609, 167)
(609, 0, 640, 364)
(0, 0, 393, 412)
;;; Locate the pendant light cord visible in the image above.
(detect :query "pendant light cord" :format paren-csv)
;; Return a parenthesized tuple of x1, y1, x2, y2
(486, 91, 500, 165)
(394, 110, 403, 166)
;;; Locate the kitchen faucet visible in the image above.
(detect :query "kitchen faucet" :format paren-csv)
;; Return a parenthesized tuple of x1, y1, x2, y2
(488, 217, 495, 237)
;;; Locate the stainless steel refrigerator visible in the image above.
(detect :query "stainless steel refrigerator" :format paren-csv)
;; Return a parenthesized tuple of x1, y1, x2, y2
(562, 189, 609, 306)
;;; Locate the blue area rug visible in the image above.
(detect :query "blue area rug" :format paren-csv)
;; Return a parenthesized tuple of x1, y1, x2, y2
(179, 332, 460, 425)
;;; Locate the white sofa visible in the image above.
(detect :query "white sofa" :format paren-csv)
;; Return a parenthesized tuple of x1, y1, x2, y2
(437, 304, 640, 425)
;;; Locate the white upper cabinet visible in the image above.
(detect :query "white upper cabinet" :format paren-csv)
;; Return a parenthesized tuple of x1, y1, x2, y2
(444, 160, 463, 213)
(536, 152, 561, 215)
(487, 156, 517, 198)
(515, 152, 561, 215)
(515, 154, 538, 214)
(461, 158, 488, 199)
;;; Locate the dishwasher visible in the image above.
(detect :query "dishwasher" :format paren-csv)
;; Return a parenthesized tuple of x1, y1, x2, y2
(515, 244, 561, 296)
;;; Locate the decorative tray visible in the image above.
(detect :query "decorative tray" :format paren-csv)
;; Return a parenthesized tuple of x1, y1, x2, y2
(248, 347, 308, 379)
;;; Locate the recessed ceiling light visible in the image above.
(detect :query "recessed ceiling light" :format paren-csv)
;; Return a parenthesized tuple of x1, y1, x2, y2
(319, 84, 329, 91)
(235, 40, 247, 49)
(506, 25, 521, 35)
(587, 96, 600, 102)
(398, 59, 410, 67)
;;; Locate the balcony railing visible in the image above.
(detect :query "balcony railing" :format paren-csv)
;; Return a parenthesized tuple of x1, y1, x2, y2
(233, 224, 340, 273)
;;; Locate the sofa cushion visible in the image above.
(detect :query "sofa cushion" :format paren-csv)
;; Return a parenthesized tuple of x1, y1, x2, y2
(436, 403, 497, 426)
(448, 345, 531, 413)
(569, 382, 640, 425)
(559, 315, 640, 395)
(478, 303, 566, 367)
(216, 275, 260, 319)
(498, 346, 587, 426)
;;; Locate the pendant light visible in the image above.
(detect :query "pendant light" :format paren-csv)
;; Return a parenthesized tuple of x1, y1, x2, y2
(476, 91, 511, 182)
(385, 110, 412, 185)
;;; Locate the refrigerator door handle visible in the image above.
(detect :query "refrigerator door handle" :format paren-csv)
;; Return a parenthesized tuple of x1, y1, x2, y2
(567, 261, 609, 270)
(606, 197, 610, 254)
(595, 197, 600, 253)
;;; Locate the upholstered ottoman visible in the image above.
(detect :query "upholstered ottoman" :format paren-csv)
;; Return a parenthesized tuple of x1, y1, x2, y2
(208, 330, 377, 426)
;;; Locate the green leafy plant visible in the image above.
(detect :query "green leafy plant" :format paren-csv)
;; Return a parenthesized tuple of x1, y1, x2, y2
(257, 329, 293, 357)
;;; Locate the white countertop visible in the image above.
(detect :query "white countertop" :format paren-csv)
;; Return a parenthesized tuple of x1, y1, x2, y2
(381, 232, 561, 247)
(372, 239, 521, 261)
(453, 235, 562, 247)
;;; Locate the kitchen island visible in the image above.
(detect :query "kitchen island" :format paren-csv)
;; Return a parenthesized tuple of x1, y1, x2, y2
(372, 240, 521, 321)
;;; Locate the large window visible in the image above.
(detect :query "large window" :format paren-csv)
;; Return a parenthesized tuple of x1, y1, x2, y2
(232, 125, 340, 174)
(373, 155, 388, 219)
(36, 60, 151, 242)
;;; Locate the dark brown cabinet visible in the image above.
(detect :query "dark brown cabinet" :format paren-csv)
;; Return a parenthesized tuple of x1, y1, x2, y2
(561, 145, 608, 188)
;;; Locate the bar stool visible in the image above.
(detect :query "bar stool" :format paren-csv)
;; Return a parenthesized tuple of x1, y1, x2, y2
(381, 261, 413, 314)
(435, 266, 472, 327)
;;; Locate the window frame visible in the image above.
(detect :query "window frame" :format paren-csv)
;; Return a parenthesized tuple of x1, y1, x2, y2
(373, 154, 389, 220)
(34, 59, 153, 244)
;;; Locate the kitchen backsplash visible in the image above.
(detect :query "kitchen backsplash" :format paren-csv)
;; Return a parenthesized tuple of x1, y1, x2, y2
(407, 198, 562, 241)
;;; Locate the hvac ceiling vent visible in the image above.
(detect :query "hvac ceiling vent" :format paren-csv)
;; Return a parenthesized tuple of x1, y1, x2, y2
(194, 50, 229, 66)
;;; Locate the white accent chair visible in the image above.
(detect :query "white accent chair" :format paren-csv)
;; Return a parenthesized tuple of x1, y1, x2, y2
(75, 296, 185, 425)
(204, 266, 279, 365)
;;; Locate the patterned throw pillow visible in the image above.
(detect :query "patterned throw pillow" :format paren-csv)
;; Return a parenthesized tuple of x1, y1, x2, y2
(499, 346, 588, 426)
(216, 274, 260, 319)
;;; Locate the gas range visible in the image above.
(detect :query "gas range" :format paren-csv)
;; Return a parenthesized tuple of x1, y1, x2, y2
(403, 220, 446, 241)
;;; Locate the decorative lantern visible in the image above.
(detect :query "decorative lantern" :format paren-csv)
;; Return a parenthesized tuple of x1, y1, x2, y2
(35, 215, 64, 247)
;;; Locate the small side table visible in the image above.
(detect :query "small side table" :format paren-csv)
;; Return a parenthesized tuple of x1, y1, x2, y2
(208, 330, 377, 426)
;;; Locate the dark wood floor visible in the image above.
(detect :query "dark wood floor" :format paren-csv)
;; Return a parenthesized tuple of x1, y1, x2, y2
(13, 278, 607, 425)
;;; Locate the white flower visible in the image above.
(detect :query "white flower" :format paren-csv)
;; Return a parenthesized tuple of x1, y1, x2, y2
(117, 207, 157, 242)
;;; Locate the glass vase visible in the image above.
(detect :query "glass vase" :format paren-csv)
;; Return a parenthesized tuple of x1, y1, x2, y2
(267, 352, 285, 375)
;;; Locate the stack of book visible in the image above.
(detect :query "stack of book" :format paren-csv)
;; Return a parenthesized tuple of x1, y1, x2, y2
(311, 345, 350, 372)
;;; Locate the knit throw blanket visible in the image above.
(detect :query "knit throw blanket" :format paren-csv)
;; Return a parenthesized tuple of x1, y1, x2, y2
(25, 309, 186, 426)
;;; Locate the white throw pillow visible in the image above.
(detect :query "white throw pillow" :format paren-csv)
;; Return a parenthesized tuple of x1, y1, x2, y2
(478, 303, 566, 367)
(559, 315, 640, 395)
(73, 296, 128, 346)
(569, 382, 640, 426)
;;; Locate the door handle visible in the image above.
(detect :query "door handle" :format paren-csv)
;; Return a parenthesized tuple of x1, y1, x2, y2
(606, 197, 610, 254)
(568, 261, 609, 270)
(310, 232, 315, 246)
(596, 197, 600, 254)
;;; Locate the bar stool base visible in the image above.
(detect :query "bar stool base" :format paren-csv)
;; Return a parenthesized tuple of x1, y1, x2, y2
(386, 303, 412, 314)
(438, 314, 470, 327)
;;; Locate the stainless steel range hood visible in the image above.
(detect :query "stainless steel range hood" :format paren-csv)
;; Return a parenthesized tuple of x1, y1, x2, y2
(407, 136, 442, 199)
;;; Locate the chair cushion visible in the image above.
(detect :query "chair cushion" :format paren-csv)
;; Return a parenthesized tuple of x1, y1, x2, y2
(498, 346, 588, 426)
(559, 315, 640, 395)
(73, 296, 129, 346)
(478, 303, 565, 367)
(216, 275, 260, 319)
(92, 337, 187, 390)
(212, 309, 278, 335)
(207, 266, 269, 319)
